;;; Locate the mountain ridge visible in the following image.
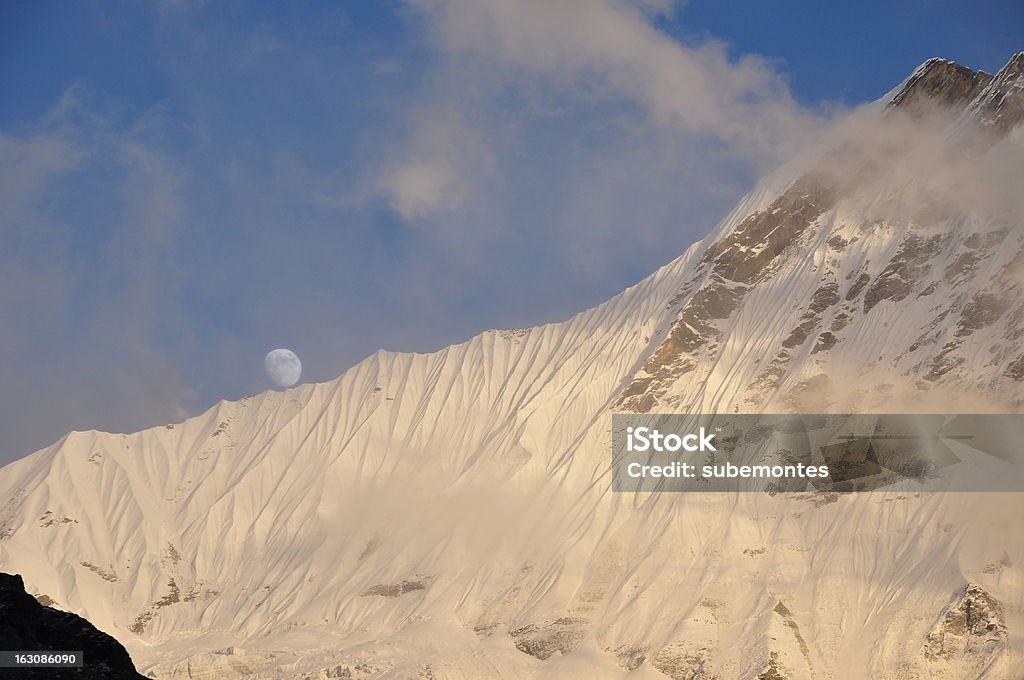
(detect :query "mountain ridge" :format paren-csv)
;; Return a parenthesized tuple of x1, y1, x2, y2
(1, 54, 1023, 680)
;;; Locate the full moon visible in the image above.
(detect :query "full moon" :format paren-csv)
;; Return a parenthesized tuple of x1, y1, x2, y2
(264, 348, 302, 389)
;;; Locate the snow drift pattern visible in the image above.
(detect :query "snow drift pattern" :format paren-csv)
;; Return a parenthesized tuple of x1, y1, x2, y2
(1, 54, 1023, 679)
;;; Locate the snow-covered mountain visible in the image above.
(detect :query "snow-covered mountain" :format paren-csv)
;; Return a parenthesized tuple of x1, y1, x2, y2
(1, 55, 1023, 680)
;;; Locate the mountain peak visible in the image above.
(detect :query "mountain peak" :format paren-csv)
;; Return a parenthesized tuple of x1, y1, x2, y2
(887, 57, 992, 114)
(968, 51, 1024, 132)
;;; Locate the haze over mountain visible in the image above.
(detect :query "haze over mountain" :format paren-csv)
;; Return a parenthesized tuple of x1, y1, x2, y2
(1, 54, 1023, 679)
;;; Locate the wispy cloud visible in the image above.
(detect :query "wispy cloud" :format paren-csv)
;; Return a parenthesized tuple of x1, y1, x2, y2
(365, 0, 839, 295)
(0, 88, 195, 459)
(380, 0, 831, 223)
(806, 89, 1024, 235)
(1, 2, 846, 462)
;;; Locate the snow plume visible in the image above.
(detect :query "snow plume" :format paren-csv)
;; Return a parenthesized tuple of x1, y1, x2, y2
(815, 97, 1024, 230)
(762, 359, 1021, 415)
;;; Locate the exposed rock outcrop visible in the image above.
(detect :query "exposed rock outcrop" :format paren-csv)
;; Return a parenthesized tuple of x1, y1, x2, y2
(924, 583, 1006, 663)
(887, 58, 993, 115)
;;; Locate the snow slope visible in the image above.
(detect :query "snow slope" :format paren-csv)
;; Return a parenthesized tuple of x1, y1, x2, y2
(1, 55, 1024, 680)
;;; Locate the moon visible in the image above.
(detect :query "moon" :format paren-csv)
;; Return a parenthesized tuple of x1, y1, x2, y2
(264, 348, 302, 389)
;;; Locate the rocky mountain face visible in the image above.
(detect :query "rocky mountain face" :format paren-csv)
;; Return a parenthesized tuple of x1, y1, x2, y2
(0, 572, 146, 679)
(0, 55, 1023, 680)
(617, 54, 1024, 416)
(886, 58, 993, 115)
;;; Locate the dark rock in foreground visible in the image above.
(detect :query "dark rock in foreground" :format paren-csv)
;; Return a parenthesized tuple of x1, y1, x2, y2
(0, 572, 146, 679)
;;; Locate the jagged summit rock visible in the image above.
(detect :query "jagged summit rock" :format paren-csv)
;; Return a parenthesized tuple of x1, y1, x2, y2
(886, 52, 1024, 132)
(888, 57, 993, 114)
(968, 51, 1024, 131)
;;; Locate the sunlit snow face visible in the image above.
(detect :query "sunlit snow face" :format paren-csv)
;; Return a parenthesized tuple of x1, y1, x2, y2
(264, 349, 302, 389)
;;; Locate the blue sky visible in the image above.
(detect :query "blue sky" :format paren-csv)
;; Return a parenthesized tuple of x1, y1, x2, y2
(1, 1, 1021, 463)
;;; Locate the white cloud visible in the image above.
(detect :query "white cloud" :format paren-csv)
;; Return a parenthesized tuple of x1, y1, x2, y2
(381, 111, 493, 219)
(381, 0, 830, 220)
(0, 2, 854, 461)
